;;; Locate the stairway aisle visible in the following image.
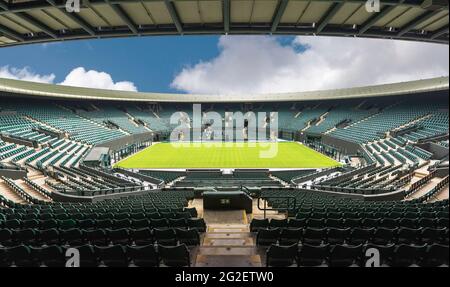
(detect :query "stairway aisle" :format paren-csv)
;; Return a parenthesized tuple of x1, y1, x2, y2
(195, 223, 262, 267)
(15, 179, 50, 202)
(0, 179, 26, 204)
(192, 199, 286, 267)
(407, 177, 442, 200)
(193, 208, 261, 267)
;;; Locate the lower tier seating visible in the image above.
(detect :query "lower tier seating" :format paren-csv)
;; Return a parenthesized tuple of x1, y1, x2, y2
(264, 242, 448, 267)
(0, 243, 192, 267)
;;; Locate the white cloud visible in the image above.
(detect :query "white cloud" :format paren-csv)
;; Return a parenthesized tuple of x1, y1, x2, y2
(171, 36, 449, 94)
(0, 65, 138, 92)
(59, 67, 137, 92)
(0, 66, 55, 83)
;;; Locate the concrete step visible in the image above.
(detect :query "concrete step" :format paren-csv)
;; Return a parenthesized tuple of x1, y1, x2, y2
(429, 185, 449, 202)
(15, 179, 50, 202)
(315, 112, 328, 126)
(208, 223, 249, 230)
(202, 238, 254, 247)
(0, 180, 26, 204)
(204, 210, 248, 225)
(28, 174, 45, 180)
(208, 227, 249, 233)
(198, 246, 258, 256)
(195, 255, 262, 267)
(414, 171, 428, 178)
(407, 177, 442, 200)
(204, 233, 253, 239)
(196, 216, 262, 267)
(251, 213, 287, 220)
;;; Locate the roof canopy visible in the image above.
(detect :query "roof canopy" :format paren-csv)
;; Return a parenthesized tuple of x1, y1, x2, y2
(0, 76, 448, 103)
(0, 0, 448, 47)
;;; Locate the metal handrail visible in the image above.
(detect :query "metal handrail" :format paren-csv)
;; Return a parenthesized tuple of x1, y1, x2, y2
(257, 196, 296, 219)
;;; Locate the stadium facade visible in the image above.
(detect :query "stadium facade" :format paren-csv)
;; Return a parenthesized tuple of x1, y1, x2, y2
(0, 74, 448, 267)
(0, 0, 449, 269)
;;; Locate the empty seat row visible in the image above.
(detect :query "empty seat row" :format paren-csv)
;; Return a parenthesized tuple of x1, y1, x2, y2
(266, 243, 448, 267)
(0, 207, 198, 217)
(256, 227, 449, 247)
(0, 244, 191, 267)
(0, 210, 196, 221)
(0, 227, 201, 247)
(0, 218, 206, 231)
(251, 217, 449, 231)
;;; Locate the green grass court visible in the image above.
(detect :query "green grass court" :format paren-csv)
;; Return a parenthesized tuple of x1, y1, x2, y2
(115, 142, 341, 169)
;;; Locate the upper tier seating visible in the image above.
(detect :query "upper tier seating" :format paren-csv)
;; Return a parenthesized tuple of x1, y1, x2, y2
(77, 104, 148, 134)
(125, 105, 171, 133)
(307, 101, 377, 134)
(10, 103, 126, 145)
(329, 101, 448, 144)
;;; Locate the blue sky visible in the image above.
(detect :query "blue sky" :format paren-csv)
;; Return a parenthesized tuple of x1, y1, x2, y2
(0, 35, 448, 95)
(0, 35, 221, 93)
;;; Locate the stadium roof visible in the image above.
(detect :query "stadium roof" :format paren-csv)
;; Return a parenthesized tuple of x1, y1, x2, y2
(0, 76, 448, 102)
(0, 0, 448, 48)
(84, 147, 110, 162)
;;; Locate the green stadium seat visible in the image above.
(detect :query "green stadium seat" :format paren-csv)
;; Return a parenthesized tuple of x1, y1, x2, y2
(373, 228, 397, 245)
(175, 229, 200, 246)
(108, 229, 130, 245)
(61, 228, 84, 246)
(85, 229, 108, 246)
(396, 228, 421, 245)
(327, 228, 350, 245)
(279, 228, 302, 245)
(250, 218, 269, 232)
(7, 245, 39, 267)
(392, 244, 427, 267)
(302, 228, 326, 245)
(298, 244, 329, 267)
(328, 244, 363, 267)
(158, 244, 191, 267)
(266, 244, 298, 267)
(256, 228, 280, 247)
(39, 245, 66, 267)
(39, 229, 60, 246)
(128, 245, 159, 267)
(0, 229, 14, 247)
(421, 244, 449, 267)
(98, 245, 129, 267)
(131, 228, 153, 246)
(187, 218, 206, 232)
(14, 229, 38, 246)
(154, 228, 177, 246)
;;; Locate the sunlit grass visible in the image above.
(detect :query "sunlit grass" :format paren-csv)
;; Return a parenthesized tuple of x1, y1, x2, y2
(115, 141, 341, 169)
